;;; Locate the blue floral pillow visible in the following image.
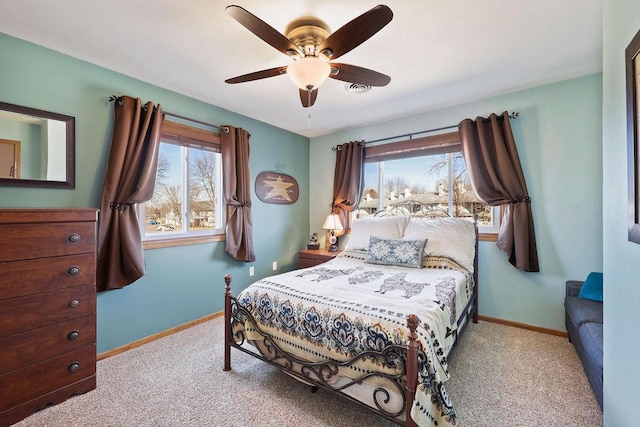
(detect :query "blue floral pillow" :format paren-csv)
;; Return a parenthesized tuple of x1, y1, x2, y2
(366, 236, 428, 268)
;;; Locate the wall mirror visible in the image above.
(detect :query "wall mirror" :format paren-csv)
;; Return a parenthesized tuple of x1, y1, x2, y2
(0, 101, 75, 189)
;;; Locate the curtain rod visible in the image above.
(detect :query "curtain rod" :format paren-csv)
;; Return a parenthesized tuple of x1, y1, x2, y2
(163, 110, 229, 133)
(355, 111, 520, 147)
(108, 95, 229, 133)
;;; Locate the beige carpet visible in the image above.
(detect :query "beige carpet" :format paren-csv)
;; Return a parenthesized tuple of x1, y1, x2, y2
(13, 318, 602, 427)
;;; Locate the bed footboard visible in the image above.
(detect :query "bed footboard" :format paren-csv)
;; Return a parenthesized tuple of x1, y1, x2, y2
(224, 274, 232, 372)
(223, 274, 419, 427)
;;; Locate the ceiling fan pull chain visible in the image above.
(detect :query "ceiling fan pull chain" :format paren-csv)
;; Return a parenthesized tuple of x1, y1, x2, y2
(307, 90, 312, 131)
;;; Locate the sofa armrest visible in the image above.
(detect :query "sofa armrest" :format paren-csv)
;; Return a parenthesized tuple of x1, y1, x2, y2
(566, 280, 584, 297)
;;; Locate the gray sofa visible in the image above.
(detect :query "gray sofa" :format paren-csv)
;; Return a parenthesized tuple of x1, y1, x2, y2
(564, 280, 603, 410)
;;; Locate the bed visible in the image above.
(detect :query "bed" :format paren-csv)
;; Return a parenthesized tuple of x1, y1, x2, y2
(223, 214, 479, 427)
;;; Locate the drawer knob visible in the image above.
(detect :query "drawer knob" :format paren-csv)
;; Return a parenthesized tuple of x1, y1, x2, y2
(68, 362, 80, 372)
(67, 233, 81, 243)
(67, 330, 80, 340)
(68, 266, 81, 276)
(69, 299, 79, 308)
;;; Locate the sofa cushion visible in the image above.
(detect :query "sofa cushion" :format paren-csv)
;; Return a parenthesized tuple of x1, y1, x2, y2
(577, 322, 603, 379)
(579, 323, 603, 355)
(578, 272, 603, 302)
(565, 295, 603, 329)
(576, 322, 603, 409)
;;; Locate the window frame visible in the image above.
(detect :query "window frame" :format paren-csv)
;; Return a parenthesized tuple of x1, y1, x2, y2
(362, 131, 501, 240)
(139, 119, 226, 249)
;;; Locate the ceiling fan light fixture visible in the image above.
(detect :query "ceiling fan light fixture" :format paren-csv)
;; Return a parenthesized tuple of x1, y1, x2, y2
(287, 57, 330, 91)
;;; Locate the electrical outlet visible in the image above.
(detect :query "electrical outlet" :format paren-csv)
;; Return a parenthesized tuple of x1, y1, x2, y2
(249, 266, 254, 276)
(272, 261, 278, 271)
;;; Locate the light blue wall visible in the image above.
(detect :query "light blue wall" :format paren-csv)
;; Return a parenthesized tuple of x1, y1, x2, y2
(0, 33, 310, 353)
(311, 74, 603, 332)
(602, 1, 640, 425)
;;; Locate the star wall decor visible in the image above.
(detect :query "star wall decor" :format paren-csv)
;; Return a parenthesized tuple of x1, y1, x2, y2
(255, 171, 299, 204)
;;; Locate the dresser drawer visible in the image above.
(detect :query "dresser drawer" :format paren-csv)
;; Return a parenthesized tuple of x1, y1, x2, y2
(0, 284, 95, 338)
(0, 344, 96, 412)
(0, 375, 96, 427)
(0, 314, 95, 374)
(0, 253, 96, 299)
(0, 221, 96, 262)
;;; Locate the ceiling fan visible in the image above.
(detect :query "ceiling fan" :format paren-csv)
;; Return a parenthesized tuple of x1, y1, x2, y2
(225, 4, 393, 108)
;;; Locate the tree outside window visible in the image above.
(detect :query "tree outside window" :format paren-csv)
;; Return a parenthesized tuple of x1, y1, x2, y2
(139, 120, 225, 245)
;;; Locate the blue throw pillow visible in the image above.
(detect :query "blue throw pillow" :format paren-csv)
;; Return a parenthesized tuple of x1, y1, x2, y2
(366, 236, 428, 268)
(578, 272, 603, 302)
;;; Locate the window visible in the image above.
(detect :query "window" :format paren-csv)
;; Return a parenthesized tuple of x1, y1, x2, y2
(360, 131, 500, 237)
(139, 120, 225, 248)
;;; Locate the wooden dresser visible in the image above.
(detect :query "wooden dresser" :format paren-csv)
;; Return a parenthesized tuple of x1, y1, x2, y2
(0, 208, 98, 426)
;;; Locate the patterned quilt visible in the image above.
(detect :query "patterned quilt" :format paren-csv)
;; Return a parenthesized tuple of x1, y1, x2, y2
(236, 249, 474, 427)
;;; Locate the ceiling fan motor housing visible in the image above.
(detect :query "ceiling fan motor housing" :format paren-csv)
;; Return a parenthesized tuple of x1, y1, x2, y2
(285, 17, 331, 57)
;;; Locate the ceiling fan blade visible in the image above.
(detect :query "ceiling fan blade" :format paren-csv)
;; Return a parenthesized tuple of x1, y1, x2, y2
(318, 5, 393, 60)
(225, 66, 288, 84)
(329, 63, 390, 87)
(226, 5, 303, 58)
(300, 88, 318, 108)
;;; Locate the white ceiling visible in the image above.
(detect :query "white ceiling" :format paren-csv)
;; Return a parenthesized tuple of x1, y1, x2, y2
(0, 0, 603, 138)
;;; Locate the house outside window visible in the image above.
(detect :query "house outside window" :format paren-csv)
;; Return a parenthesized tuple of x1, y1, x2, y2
(139, 119, 225, 248)
(360, 132, 500, 238)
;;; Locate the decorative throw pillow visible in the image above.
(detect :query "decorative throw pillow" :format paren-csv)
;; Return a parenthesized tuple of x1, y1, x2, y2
(366, 236, 428, 268)
(578, 272, 603, 302)
(344, 216, 410, 251)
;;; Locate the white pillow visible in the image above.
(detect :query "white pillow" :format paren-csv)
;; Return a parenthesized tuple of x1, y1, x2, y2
(344, 216, 409, 251)
(402, 217, 476, 272)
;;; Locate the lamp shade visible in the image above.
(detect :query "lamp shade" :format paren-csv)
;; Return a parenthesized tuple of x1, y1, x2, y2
(322, 214, 343, 231)
(287, 57, 331, 91)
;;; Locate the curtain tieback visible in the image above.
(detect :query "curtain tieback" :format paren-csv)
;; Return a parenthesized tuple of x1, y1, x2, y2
(332, 203, 353, 209)
(228, 200, 252, 207)
(110, 202, 134, 211)
(510, 195, 531, 204)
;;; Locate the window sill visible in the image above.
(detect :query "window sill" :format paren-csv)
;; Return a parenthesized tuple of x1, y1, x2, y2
(143, 234, 224, 250)
(478, 232, 498, 242)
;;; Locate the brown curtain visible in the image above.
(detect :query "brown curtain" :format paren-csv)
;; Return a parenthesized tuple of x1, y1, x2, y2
(332, 141, 365, 230)
(459, 111, 540, 272)
(221, 126, 255, 262)
(96, 96, 163, 291)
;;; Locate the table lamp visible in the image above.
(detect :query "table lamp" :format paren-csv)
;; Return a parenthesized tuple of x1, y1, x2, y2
(322, 214, 343, 252)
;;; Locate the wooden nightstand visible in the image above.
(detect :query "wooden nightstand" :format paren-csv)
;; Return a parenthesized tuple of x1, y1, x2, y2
(298, 249, 341, 269)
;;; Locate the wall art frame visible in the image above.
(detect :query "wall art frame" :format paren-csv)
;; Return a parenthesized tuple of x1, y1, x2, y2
(254, 170, 299, 204)
(626, 27, 640, 244)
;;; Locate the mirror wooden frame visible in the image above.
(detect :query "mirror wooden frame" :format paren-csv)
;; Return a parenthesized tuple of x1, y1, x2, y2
(627, 28, 640, 244)
(0, 101, 75, 189)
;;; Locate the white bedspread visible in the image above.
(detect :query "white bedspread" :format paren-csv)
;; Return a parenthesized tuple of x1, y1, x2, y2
(235, 249, 474, 426)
